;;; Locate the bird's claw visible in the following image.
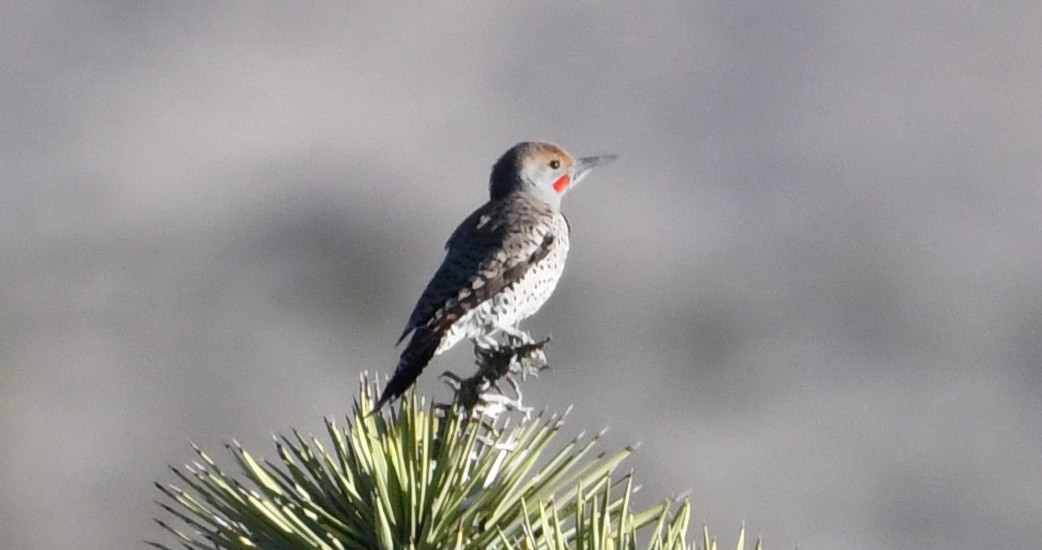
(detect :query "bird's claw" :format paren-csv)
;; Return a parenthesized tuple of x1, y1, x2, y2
(438, 333, 551, 419)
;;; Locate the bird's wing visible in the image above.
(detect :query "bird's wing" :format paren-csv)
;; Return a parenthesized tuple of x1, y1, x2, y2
(395, 196, 558, 345)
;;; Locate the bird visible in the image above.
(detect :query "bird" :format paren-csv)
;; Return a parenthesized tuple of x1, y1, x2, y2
(374, 141, 616, 411)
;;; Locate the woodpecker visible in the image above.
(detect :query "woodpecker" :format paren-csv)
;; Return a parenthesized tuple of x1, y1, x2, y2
(375, 141, 616, 410)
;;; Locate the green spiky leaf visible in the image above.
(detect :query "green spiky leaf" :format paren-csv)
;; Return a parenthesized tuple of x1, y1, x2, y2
(152, 374, 758, 549)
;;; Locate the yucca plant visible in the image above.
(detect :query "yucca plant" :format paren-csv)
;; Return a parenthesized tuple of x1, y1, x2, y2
(152, 372, 760, 549)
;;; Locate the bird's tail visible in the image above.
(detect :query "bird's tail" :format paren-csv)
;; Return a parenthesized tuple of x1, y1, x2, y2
(373, 328, 441, 412)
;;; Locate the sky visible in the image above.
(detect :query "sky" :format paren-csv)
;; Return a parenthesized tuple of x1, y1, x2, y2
(3, 3, 1041, 549)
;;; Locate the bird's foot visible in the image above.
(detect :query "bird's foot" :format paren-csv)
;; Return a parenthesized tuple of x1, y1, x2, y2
(439, 335, 551, 419)
(505, 335, 551, 380)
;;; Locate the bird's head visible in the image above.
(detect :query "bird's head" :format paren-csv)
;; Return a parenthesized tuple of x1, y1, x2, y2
(489, 141, 616, 207)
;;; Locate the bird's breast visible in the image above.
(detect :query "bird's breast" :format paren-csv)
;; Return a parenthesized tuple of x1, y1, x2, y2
(435, 214, 570, 353)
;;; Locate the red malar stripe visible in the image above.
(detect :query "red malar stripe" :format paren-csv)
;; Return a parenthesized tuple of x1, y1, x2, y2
(552, 174, 570, 193)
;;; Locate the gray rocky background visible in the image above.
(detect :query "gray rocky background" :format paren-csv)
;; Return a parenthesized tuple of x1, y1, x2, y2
(3, 3, 1040, 549)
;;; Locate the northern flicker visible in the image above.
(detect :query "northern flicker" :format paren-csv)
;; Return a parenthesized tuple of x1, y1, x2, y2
(375, 141, 616, 410)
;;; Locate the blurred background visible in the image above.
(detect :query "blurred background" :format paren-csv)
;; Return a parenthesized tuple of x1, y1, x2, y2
(3, 3, 1040, 549)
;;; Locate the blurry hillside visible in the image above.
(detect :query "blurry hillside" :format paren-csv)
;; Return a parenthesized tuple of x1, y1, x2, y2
(2, 4, 1041, 549)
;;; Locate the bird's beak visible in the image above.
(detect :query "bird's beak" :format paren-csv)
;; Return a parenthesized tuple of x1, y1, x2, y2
(573, 154, 618, 185)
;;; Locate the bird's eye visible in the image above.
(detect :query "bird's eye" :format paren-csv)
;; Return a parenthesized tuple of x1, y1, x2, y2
(549, 160, 561, 170)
